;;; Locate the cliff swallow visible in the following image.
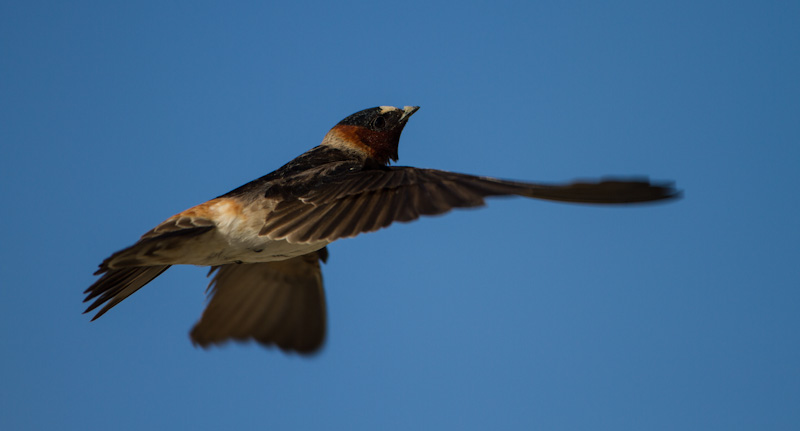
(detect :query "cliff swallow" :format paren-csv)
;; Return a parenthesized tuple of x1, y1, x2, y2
(84, 105, 679, 354)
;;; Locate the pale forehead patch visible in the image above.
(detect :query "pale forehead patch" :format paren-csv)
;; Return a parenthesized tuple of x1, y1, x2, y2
(378, 106, 399, 114)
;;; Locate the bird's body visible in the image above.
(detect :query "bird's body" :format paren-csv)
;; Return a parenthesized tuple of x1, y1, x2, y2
(104, 196, 329, 268)
(85, 105, 679, 354)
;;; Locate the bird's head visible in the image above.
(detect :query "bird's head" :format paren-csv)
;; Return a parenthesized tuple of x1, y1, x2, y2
(322, 106, 420, 165)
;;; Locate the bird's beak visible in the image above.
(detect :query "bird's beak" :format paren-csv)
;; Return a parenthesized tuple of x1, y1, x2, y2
(400, 106, 420, 122)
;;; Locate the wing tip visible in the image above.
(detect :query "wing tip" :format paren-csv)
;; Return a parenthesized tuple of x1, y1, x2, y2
(189, 330, 325, 356)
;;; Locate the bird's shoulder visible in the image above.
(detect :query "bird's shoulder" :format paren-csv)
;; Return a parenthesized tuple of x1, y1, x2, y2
(216, 145, 373, 201)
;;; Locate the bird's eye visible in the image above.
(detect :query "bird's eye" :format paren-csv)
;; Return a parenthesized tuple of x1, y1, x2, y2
(372, 115, 386, 129)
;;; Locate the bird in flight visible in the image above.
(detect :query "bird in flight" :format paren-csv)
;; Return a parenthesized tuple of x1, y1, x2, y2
(84, 105, 678, 354)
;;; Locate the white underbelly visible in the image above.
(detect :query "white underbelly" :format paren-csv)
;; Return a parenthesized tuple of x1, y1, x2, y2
(173, 231, 329, 266)
(220, 236, 329, 263)
(162, 197, 330, 266)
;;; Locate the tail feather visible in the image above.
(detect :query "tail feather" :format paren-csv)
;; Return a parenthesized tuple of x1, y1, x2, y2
(83, 265, 171, 320)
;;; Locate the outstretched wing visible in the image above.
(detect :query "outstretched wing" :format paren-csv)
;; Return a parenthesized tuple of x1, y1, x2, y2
(190, 248, 328, 355)
(260, 166, 679, 244)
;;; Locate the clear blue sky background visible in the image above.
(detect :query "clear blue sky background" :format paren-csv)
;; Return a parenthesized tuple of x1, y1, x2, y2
(2, 1, 798, 430)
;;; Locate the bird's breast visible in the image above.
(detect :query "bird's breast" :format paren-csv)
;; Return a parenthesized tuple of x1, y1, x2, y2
(208, 198, 329, 264)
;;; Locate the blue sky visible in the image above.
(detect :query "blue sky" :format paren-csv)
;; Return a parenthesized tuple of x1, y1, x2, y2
(2, 1, 798, 429)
